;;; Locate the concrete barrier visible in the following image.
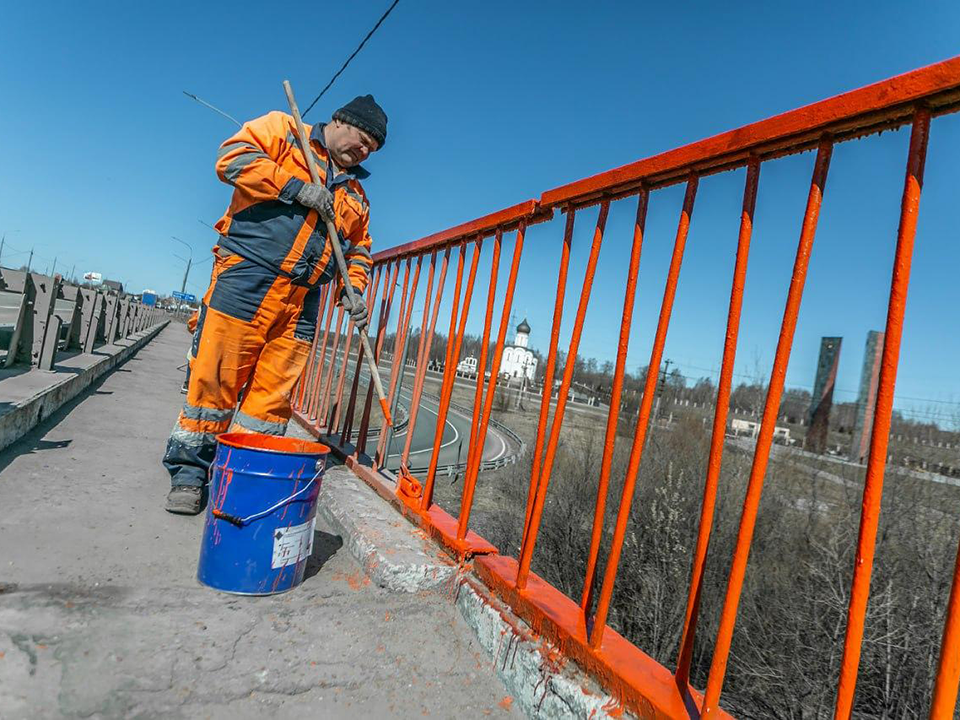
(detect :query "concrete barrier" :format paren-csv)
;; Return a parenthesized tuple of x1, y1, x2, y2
(0, 321, 169, 453)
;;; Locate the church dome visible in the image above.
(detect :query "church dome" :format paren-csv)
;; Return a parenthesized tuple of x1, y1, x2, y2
(516, 318, 531, 334)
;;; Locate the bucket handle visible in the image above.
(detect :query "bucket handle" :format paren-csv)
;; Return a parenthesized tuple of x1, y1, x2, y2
(212, 463, 324, 528)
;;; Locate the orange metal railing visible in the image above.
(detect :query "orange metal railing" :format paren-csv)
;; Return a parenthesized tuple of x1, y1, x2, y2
(293, 56, 960, 718)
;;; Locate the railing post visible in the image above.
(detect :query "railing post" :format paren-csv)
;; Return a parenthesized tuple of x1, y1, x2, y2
(931, 527, 960, 719)
(581, 189, 649, 618)
(358, 262, 400, 453)
(317, 306, 346, 430)
(422, 239, 479, 509)
(517, 203, 610, 588)
(522, 213, 574, 536)
(308, 283, 340, 424)
(377, 257, 422, 468)
(330, 316, 358, 438)
(295, 283, 331, 412)
(676, 158, 760, 685)
(341, 265, 386, 446)
(401, 249, 450, 467)
(833, 107, 931, 720)
(457, 223, 527, 542)
(702, 140, 832, 716)
(464, 231, 501, 462)
(588, 176, 698, 645)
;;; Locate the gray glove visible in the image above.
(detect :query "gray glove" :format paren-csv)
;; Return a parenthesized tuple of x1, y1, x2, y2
(340, 286, 369, 331)
(296, 182, 335, 222)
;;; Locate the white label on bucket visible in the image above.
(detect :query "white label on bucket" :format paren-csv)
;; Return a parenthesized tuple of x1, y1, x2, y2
(271, 520, 313, 569)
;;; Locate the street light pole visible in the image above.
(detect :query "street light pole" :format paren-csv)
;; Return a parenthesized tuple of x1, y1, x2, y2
(0, 230, 20, 268)
(171, 236, 194, 318)
(172, 236, 193, 292)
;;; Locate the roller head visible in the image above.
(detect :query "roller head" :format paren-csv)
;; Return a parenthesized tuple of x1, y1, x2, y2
(379, 397, 393, 427)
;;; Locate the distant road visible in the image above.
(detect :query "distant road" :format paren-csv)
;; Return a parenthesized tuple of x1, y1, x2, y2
(382, 386, 509, 474)
(728, 435, 960, 488)
(332, 357, 514, 475)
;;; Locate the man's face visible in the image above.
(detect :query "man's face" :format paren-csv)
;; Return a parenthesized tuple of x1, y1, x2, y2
(326, 120, 378, 168)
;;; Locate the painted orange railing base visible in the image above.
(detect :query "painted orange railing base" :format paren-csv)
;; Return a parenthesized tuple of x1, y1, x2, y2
(475, 554, 731, 720)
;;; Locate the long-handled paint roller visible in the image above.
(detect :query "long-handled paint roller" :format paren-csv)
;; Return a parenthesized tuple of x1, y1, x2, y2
(282, 79, 393, 427)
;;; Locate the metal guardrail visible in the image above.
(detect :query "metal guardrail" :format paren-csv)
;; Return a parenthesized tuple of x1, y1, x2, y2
(294, 56, 960, 719)
(0, 268, 166, 371)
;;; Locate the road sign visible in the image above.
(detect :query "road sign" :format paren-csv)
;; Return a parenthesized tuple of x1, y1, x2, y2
(172, 291, 197, 303)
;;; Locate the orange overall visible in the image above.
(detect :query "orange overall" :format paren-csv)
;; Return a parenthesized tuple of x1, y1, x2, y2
(163, 112, 373, 488)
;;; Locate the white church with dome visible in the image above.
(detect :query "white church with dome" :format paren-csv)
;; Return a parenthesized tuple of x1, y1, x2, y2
(500, 318, 537, 381)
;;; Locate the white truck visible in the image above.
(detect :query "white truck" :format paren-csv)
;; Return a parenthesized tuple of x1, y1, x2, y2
(456, 356, 478, 377)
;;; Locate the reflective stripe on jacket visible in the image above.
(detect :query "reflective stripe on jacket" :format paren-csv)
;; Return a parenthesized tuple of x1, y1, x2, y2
(213, 111, 374, 293)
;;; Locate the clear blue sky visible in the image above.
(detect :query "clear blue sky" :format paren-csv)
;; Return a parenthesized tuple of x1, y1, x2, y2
(2, 1, 959, 423)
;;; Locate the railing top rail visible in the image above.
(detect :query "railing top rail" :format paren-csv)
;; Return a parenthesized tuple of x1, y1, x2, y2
(371, 200, 551, 263)
(372, 56, 960, 263)
(541, 55, 960, 208)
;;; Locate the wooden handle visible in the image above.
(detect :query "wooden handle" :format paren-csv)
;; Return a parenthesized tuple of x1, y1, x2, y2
(282, 80, 392, 427)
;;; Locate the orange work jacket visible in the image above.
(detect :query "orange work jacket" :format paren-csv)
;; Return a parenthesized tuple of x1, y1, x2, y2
(213, 111, 373, 293)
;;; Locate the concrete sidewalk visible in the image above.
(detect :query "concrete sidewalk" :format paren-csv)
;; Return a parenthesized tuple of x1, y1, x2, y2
(0, 325, 520, 719)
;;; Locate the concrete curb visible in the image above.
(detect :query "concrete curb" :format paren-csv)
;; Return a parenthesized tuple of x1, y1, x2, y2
(317, 465, 458, 593)
(313, 463, 629, 718)
(0, 321, 170, 453)
(454, 579, 621, 719)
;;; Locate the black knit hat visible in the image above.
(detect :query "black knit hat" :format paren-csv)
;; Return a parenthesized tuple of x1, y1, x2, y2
(333, 94, 388, 149)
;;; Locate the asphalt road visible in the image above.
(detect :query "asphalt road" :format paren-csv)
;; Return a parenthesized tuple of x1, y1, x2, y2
(323, 353, 516, 475)
(381, 386, 510, 473)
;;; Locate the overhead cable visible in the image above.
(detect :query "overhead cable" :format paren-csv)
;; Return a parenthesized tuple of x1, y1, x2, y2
(182, 91, 242, 128)
(302, 0, 400, 118)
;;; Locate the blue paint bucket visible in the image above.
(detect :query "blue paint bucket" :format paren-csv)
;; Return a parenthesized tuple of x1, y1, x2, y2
(197, 432, 329, 595)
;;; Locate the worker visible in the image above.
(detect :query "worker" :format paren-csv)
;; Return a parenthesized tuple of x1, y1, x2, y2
(162, 95, 388, 515)
(181, 310, 199, 394)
